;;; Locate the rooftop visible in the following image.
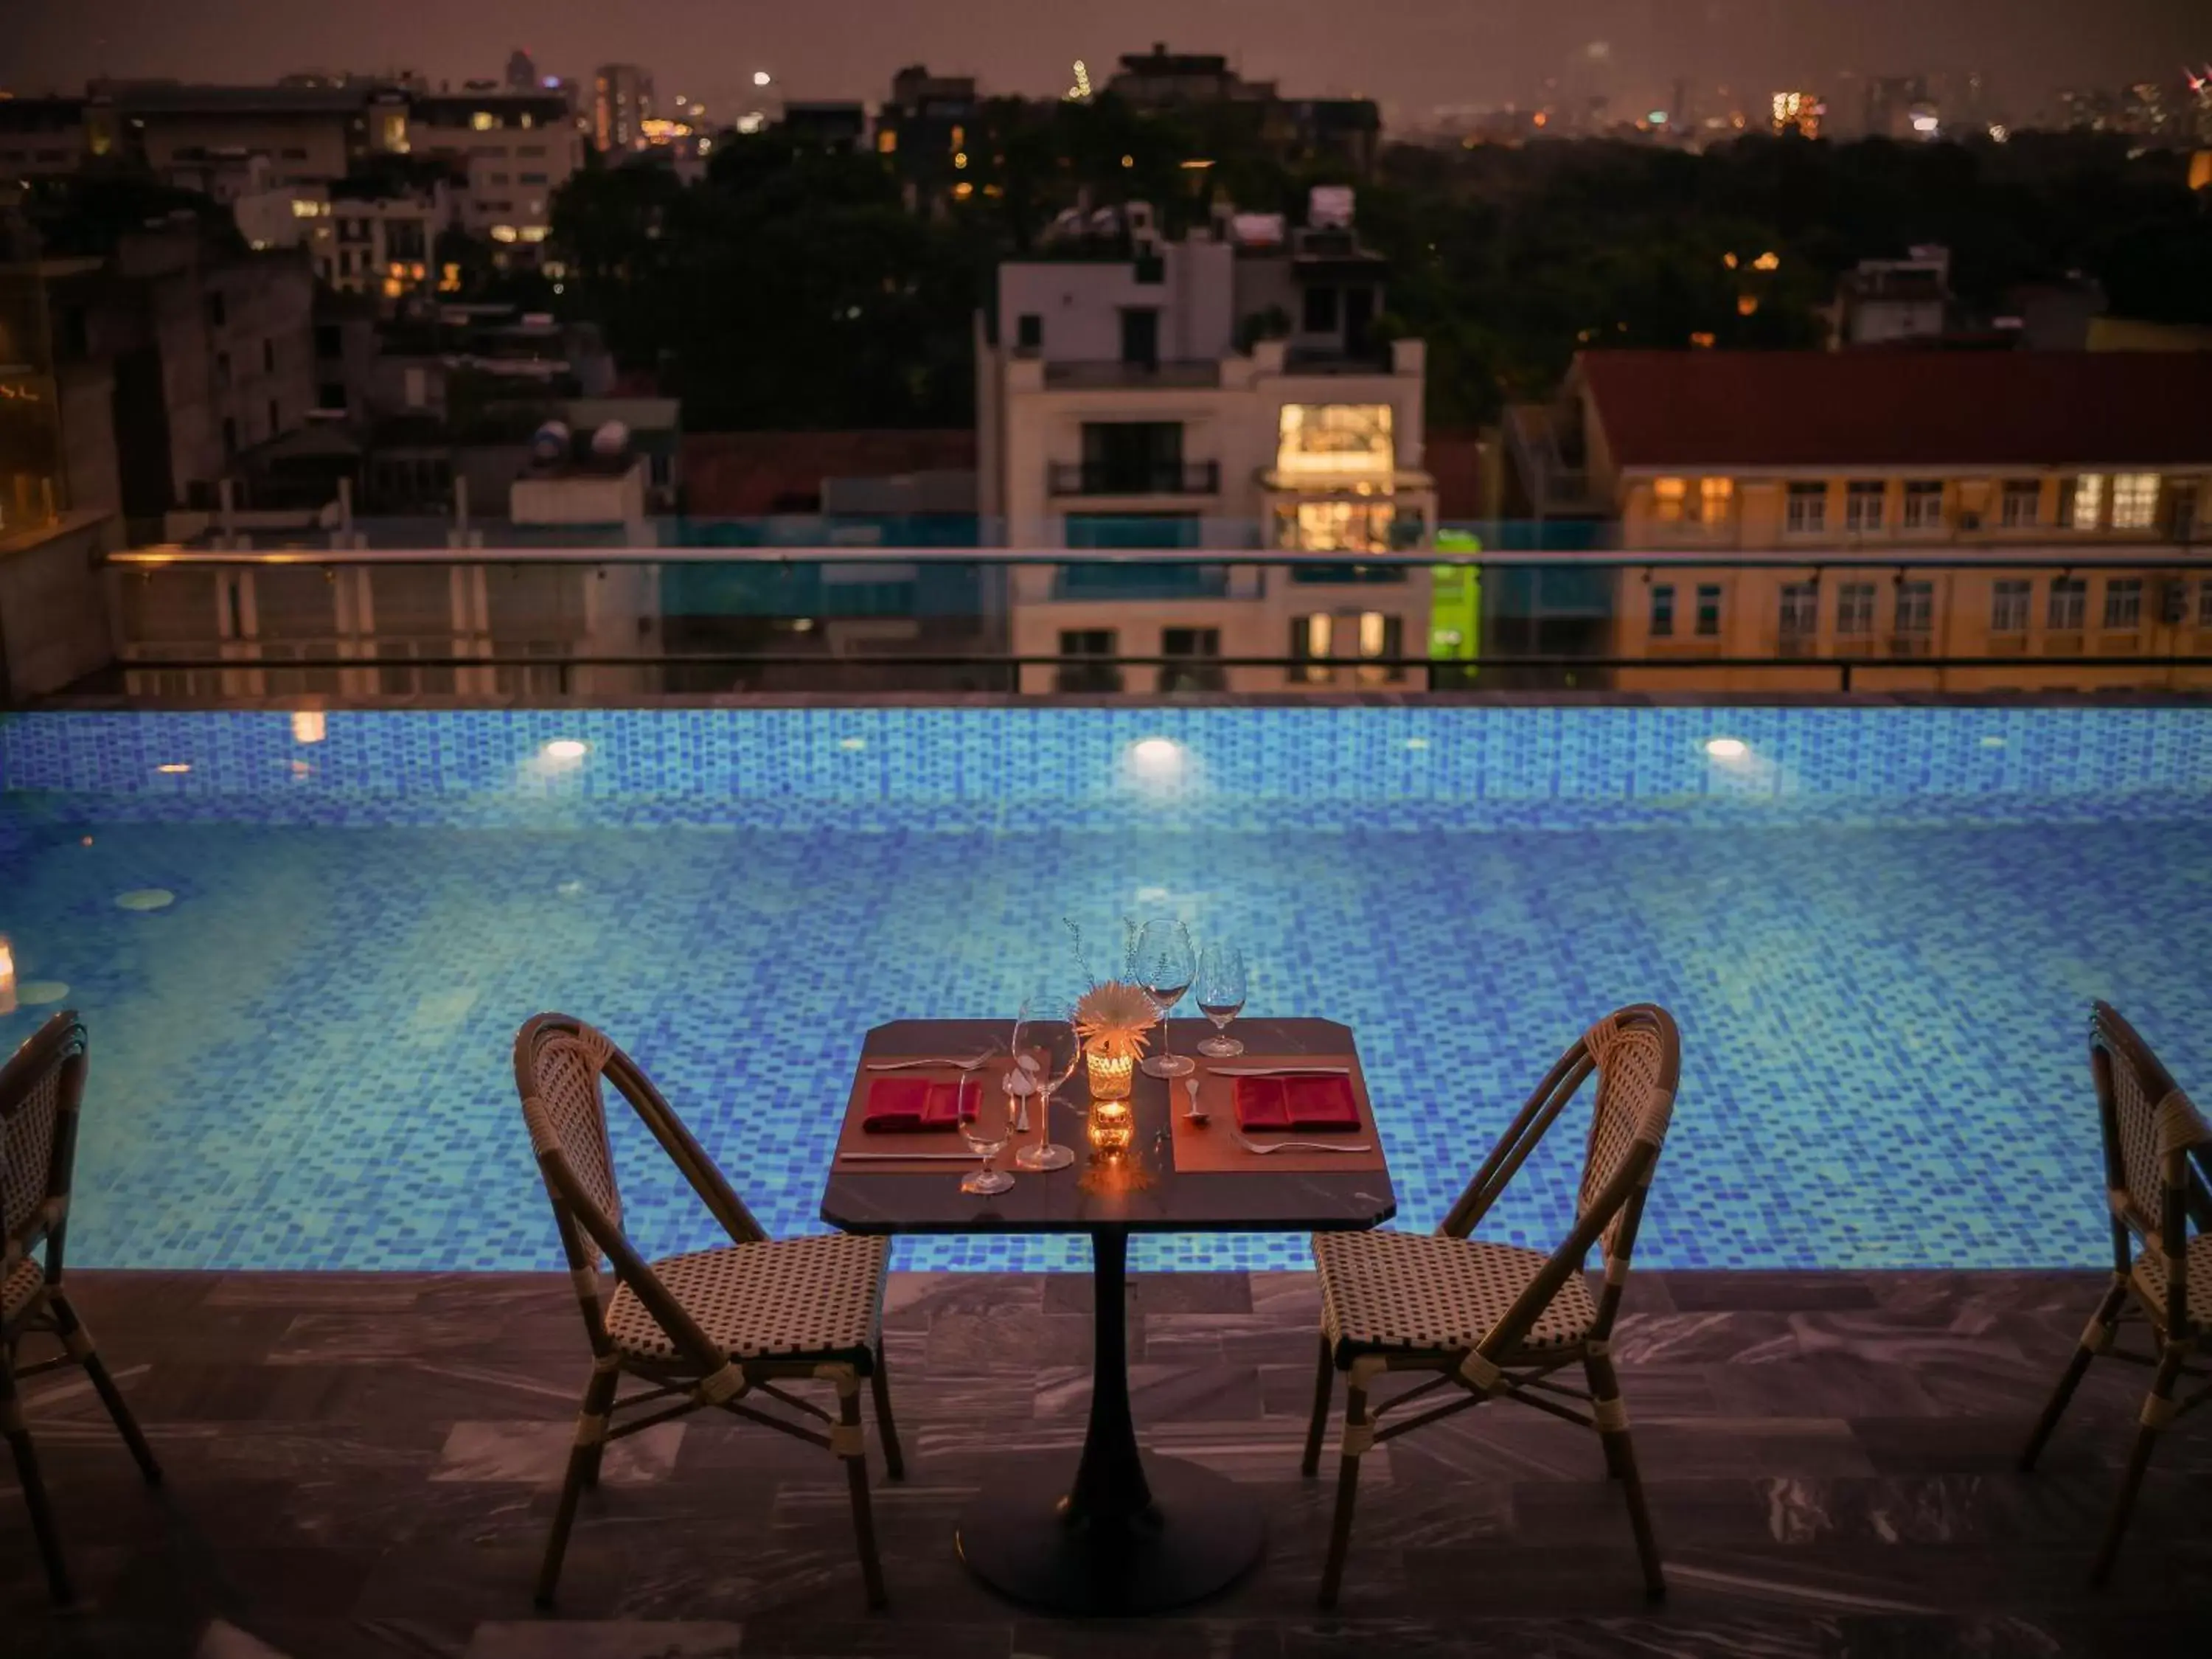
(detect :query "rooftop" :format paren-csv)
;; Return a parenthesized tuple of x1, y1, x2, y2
(1577, 349, 2212, 470)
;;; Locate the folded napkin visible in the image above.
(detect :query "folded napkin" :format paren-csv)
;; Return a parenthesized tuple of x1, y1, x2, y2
(863, 1075, 981, 1133)
(1233, 1074, 1361, 1133)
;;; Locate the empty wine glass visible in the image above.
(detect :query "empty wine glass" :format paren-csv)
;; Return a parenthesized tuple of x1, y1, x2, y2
(1011, 998, 1079, 1173)
(961, 1074, 1015, 1196)
(1132, 917, 1196, 1079)
(1195, 942, 1248, 1058)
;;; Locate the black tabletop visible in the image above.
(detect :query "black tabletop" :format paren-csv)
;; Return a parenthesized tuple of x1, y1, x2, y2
(819, 1018, 1398, 1236)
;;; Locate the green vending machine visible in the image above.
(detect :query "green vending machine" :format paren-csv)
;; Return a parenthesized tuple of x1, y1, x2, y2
(1428, 531, 1482, 684)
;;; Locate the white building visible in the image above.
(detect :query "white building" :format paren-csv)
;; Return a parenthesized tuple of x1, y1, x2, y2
(303, 181, 449, 299)
(406, 88, 579, 258)
(975, 206, 1434, 692)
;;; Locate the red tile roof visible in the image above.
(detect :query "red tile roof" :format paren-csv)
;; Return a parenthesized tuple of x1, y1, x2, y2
(1577, 349, 2212, 470)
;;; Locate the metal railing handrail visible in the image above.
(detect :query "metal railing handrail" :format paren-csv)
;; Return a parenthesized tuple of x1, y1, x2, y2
(105, 545, 2212, 571)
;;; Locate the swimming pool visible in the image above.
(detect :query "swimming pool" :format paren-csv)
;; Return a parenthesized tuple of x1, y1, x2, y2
(2, 705, 2208, 1274)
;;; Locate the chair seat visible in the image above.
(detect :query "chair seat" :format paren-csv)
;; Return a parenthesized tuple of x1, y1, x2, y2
(1315, 1230, 1597, 1359)
(2, 1257, 43, 1324)
(605, 1234, 890, 1368)
(2132, 1234, 2212, 1329)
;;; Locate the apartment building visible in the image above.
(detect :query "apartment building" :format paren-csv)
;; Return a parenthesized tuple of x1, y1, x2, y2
(0, 98, 91, 175)
(92, 82, 411, 185)
(305, 178, 448, 299)
(403, 89, 577, 256)
(1516, 350, 2212, 692)
(975, 204, 1433, 694)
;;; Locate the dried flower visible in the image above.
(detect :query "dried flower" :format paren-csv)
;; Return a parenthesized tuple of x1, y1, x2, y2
(1073, 980, 1155, 1060)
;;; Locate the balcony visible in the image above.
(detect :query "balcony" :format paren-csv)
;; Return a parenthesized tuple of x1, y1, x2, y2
(1048, 460, 1220, 498)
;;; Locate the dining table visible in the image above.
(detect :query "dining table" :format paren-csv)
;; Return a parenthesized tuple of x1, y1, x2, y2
(819, 1015, 1397, 1617)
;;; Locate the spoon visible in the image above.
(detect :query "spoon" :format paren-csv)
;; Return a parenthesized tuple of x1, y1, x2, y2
(1182, 1076, 1208, 1123)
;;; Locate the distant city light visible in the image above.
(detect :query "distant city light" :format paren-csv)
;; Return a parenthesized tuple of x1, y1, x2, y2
(1067, 59, 1093, 102)
(1911, 113, 1941, 133)
(1752, 251, 1780, 271)
(1722, 251, 1738, 268)
(736, 113, 765, 134)
(753, 70, 772, 88)
(1646, 109, 1668, 125)
(1988, 123, 2009, 143)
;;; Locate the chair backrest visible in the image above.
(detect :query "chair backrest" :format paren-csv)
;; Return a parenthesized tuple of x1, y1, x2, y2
(1, 1012, 88, 1293)
(512, 1013, 769, 1380)
(2090, 1002, 2209, 1336)
(1441, 1004, 1680, 1352)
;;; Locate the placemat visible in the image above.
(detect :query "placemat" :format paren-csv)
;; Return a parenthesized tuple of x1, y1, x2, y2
(834, 1055, 1046, 1171)
(1167, 1055, 1386, 1175)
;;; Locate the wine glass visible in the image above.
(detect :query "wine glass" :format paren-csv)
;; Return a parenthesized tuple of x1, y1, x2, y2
(1011, 998, 1079, 1173)
(961, 1074, 1015, 1196)
(1132, 917, 1195, 1079)
(1195, 942, 1248, 1058)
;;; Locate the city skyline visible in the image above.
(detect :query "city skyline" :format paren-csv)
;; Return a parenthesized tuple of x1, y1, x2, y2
(4, 0, 2208, 130)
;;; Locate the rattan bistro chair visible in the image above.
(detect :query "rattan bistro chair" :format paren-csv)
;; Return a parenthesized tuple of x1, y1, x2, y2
(1304, 1004, 1680, 1608)
(2020, 1002, 2211, 1585)
(515, 1013, 904, 1609)
(2, 1012, 164, 1606)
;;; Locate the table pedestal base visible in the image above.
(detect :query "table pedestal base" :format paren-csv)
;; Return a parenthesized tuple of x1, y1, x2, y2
(956, 1453, 1264, 1615)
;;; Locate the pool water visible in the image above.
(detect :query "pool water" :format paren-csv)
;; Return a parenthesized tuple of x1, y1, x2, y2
(1, 706, 2208, 1274)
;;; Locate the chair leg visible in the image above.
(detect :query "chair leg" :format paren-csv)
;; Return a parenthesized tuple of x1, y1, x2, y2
(2021, 1276, 2128, 1472)
(46, 1290, 161, 1485)
(2090, 1344, 2185, 1587)
(837, 1381, 888, 1610)
(535, 1363, 618, 1608)
(1587, 1352, 1664, 1599)
(1317, 1379, 1369, 1610)
(1, 1363, 73, 1605)
(1301, 1333, 1335, 1478)
(1585, 1356, 1629, 1479)
(869, 1347, 905, 1483)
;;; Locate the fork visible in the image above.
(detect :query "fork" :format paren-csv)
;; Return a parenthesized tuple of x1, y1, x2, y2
(1231, 1131, 1372, 1155)
(863, 1051, 995, 1073)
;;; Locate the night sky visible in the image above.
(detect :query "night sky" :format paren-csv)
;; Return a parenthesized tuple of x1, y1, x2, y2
(4, 0, 2205, 128)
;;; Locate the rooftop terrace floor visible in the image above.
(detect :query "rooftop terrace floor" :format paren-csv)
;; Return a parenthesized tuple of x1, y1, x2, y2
(7, 1269, 2208, 1657)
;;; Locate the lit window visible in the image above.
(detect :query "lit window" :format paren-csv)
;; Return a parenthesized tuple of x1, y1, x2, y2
(1275, 405, 1395, 481)
(1786, 482, 1826, 534)
(1902, 481, 1944, 530)
(1695, 584, 1722, 636)
(2070, 474, 2106, 529)
(877, 128, 898, 154)
(953, 151, 968, 169)
(2110, 473, 2158, 530)
(1293, 613, 1335, 684)
(2048, 577, 2086, 630)
(470, 111, 495, 131)
(1289, 500, 1395, 553)
(2000, 481, 2040, 528)
(1649, 583, 1675, 636)
(2102, 577, 2143, 629)
(950, 125, 965, 149)
(952, 181, 973, 199)
(1652, 478, 1686, 524)
(1990, 580, 2030, 633)
(1355, 611, 1403, 684)
(1697, 477, 1734, 525)
(490, 225, 519, 243)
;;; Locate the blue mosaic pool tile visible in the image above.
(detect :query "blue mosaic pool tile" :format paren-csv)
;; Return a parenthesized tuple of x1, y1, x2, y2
(2, 706, 2209, 1276)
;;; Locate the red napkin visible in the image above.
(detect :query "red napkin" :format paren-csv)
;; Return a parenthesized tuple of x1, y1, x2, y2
(1233, 1074, 1362, 1132)
(863, 1076, 981, 1132)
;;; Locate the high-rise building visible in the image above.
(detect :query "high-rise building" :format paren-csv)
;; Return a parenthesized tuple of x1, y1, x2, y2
(505, 49, 538, 92)
(592, 63, 654, 153)
(1770, 91, 1823, 138)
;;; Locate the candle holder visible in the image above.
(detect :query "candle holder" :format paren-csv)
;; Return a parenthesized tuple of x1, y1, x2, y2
(1085, 1049, 1135, 1103)
(1087, 1097, 1134, 1154)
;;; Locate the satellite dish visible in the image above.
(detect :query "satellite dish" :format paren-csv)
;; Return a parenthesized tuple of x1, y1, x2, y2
(530, 420, 571, 464)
